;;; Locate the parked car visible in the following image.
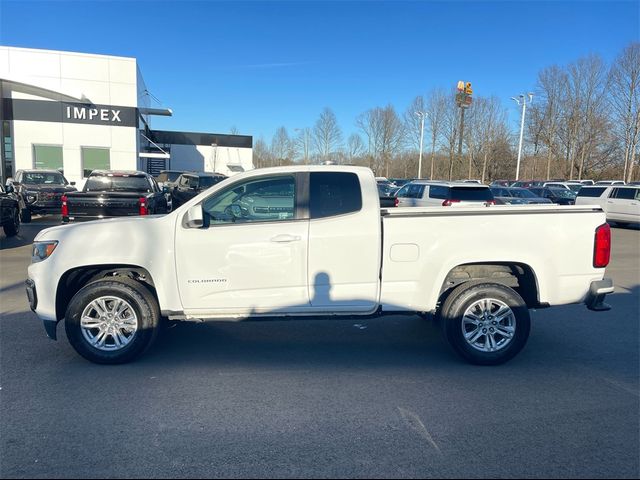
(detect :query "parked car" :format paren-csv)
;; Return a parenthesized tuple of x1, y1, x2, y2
(378, 183, 399, 208)
(580, 180, 595, 186)
(396, 181, 494, 207)
(28, 165, 612, 366)
(6, 169, 77, 223)
(388, 178, 413, 187)
(511, 180, 545, 188)
(490, 180, 514, 187)
(528, 187, 577, 205)
(490, 187, 553, 205)
(628, 181, 640, 186)
(595, 180, 626, 185)
(155, 170, 184, 189)
(543, 182, 583, 193)
(0, 183, 21, 237)
(62, 170, 172, 223)
(575, 185, 639, 225)
(171, 172, 227, 208)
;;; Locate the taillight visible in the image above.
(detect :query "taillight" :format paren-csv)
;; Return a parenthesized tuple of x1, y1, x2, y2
(593, 223, 611, 268)
(61, 195, 68, 217)
(394, 197, 399, 207)
(139, 197, 149, 216)
(442, 199, 460, 206)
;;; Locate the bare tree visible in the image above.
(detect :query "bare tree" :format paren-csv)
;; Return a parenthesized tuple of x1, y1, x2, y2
(253, 137, 271, 169)
(424, 88, 447, 180)
(441, 93, 460, 181)
(294, 127, 312, 165)
(313, 107, 343, 162)
(609, 42, 640, 182)
(535, 65, 567, 180)
(230, 125, 239, 135)
(356, 106, 404, 176)
(271, 126, 293, 166)
(403, 95, 426, 153)
(347, 133, 365, 164)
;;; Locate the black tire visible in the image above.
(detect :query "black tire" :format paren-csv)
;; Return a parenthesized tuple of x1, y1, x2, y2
(440, 282, 530, 365)
(3, 208, 20, 237)
(64, 277, 160, 364)
(21, 208, 32, 223)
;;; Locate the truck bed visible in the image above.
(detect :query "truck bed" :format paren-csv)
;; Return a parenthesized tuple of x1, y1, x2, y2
(379, 204, 607, 312)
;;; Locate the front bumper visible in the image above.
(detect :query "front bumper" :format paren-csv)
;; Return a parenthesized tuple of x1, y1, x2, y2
(25, 278, 58, 340)
(585, 278, 614, 311)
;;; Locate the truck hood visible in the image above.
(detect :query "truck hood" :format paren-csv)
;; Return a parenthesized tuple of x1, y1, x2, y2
(34, 214, 167, 242)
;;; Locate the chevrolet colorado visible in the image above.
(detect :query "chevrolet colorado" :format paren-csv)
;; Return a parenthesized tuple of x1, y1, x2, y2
(26, 166, 613, 365)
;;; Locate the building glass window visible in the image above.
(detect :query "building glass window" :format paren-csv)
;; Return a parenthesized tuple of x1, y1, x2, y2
(2, 121, 13, 180)
(81, 147, 110, 177)
(33, 145, 63, 170)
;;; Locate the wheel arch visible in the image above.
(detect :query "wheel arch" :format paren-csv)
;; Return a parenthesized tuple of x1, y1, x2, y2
(55, 264, 158, 321)
(437, 262, 541, 310)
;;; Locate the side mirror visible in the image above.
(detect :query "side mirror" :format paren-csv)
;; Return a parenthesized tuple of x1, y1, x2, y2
(70, 181, 76, 186)
(183, 205, 204, 228)
(162, 185, 171, 194)
(5, 183, 14, 193)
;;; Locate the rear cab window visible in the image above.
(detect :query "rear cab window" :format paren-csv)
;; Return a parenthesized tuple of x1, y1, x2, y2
(577, 187, 607, 197)
(310, 172, 362, 218)
(450, 186, 494, 202)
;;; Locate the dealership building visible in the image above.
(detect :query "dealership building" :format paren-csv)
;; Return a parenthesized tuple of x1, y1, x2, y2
(0, 46, 253, 184)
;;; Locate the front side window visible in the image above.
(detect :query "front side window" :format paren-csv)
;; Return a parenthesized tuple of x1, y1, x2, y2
(203, 175, 295, 225)
(406, 183, 425, 199)
(612, 188, 638, 200)
(33, 145, 63, 170)
(310, 172, 362, 219)
(81, 147, 110, 178)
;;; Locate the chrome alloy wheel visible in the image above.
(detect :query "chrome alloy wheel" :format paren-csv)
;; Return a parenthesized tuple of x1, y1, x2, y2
(80, 296, 139, 351)
(461, 298, 516, 353)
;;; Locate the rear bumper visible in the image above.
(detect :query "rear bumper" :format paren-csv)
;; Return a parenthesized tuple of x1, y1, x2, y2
(585, 278, 614, 311)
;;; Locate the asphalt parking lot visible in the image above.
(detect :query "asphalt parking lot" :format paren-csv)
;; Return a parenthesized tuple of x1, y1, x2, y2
(0, 218, 638, 478)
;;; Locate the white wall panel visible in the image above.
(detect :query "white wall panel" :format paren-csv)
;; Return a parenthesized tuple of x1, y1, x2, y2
(109, 58, 137, 85)
(8, 49, 61, 78)
(61, 53, 109, 81)
(60, 78, 111, 104)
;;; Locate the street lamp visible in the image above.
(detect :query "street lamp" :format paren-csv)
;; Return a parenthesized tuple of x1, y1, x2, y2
(511, 93, 533, 181)
(415, 111, 426, 179)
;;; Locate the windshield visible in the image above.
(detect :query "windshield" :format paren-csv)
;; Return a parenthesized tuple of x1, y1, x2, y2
(510, 188, 537, 198)
(549, 188, 576, 199)
(85, 175, 152, 192)
(199, 176, 225, 189)
(22, 172, 67, 185)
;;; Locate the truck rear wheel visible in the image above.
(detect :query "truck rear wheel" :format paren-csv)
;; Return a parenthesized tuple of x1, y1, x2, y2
(20, 208, 31, 223)
(3, 209, 20, 237)
(440, 282, 530, 365)
(64, 277, 160, 364)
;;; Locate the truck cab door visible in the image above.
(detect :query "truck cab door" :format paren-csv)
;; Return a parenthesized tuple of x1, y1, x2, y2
(175, 173, 310, 316)
(306, 171, 380, 312)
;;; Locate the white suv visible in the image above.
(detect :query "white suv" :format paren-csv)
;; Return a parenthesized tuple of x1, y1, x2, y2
(396, 181, 495, 207)
(576, 185, 640, 225)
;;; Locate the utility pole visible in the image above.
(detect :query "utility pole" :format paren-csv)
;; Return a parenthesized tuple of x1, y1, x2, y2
(415, 111, 426, 178)
(511, 93, 533, 181)
(454, 81, 473, 181)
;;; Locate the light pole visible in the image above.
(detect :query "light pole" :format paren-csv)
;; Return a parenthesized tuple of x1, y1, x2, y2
(415, 111, 426, 179)
(511, 93, 533, 181)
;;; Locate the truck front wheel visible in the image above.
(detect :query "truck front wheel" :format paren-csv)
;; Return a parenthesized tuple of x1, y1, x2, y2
(64, 277, 160, 364)
(440, 282, 530, 365)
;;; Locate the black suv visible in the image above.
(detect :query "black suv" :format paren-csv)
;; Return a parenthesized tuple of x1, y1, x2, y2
(0, 183, 21, 237)
(7, 169, 77, 222)
(171, 172, 227, 208)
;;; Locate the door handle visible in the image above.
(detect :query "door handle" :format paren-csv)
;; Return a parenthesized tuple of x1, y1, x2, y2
(270, 234, 301, 243)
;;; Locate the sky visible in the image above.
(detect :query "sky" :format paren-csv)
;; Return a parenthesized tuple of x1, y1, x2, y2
(1, 0, 638, 142)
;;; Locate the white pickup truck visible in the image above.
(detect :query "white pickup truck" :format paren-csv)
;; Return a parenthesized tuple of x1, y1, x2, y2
(26, 166, 613, 365)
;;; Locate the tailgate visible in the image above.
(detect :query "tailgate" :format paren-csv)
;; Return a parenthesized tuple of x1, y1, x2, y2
(66, 193, 142, 219)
